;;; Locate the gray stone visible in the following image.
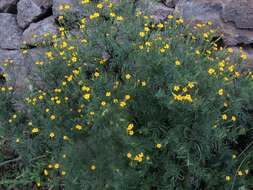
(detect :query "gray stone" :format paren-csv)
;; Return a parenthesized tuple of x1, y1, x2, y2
(23, 48, 47, 88)
(222, 0, 253, 29)
(175, 0, 225, 26)
(222, 23, 253, 46)
(22, 17, 58, 47)
(0, 13, 22, 49)
(0, 50, 26, 90)
(52, 0, 82, 17)
(17, 0, 53, 29)
(162, 0, 179, 8)
(0, 0, 18, 13)
(137, 0, 174, 21)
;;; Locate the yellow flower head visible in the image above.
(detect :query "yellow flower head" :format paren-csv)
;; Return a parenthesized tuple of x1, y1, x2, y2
(75, 124, 82, 130)
(91, 165, 96, 170)
(127, 152, 132, 158)
(156, 143, 162, 149)
(32, 128, 39, 133)
(175, 60, 181, 66)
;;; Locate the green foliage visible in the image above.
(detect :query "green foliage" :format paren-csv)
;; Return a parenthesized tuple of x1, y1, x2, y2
(0, 0, 253, 189)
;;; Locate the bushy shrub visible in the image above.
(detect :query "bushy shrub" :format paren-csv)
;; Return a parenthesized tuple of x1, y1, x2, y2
(0, 0, 253, 189)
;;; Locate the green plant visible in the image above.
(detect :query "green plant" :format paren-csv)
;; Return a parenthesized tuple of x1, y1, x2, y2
(0, 0, 253, 189)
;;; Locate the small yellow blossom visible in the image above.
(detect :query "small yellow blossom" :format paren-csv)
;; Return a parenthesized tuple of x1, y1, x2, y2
(218, 89, 224, 96)
(125, 74, 131, 80)
(75, 124, 82, 130)
(156, 143, 162, 149)
(139, 32, 145, 38)
(49, 132, 55, 138)
(127, 152, 132, 158)
(32, 128, 39, 133)
(91, 165, 96, 170)
(54, 163, 60, 169)
(175, 60, 181, 66)
(225, 176, 231, 181)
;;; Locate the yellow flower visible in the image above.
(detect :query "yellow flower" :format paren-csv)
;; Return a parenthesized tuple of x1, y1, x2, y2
(157, 23, 164, 28)
(208, 68, 215, 75)
(187, 82, 195, 89)
(127, 123, 134, 131)
(227, 48, 234, 53)
(91, 165, 96, 170)
(156, 143, 162, 149)
(173, 85, 180, 92)
(167, 15, 174, 19)
(144, 27, 150, 32)
(16, 138, 20, 143)
(218, 89, 224, 96)
(75, 124, 82, 130)
(225, 176, 231, 181)
(113, 99, 118, 103)
(94, 72, 100, 77)
(125, 95, 131, 100)
(81, 0, 90, 4)
(183, 87, 188, 92)
(83, 93, 91, 100)
(175, 59, 181, 66)
(231, 115, 237, 121)
(160, 48, 165, 53)
(49, 132, 55, 138)
(61, 171, 66, 176)
(50, 115, 56, 120)
(44, 169, 49, 176)
(222, 114, 228, 121)
(237, 171, 243, 176)
(32, 128, 39, 133)
(141, 81, 146, 86)
(110, 12, 116, 17)
(120, 101, 126, 107)
(36, 182, 41, 187)
(125, 74, 131, 80)
(127, 152, 132, 158)
(116, 16, 124, 21)
(203, 32, 209, 39)
(54, 163, 60, 169)
(128, 130, 134, 135)
(101, 101, 106, 106)
(240, 53, 247, 60)
(105, 92, 111, 97)
(139, 32, 145, 38)
(90, 12, 100, 19)
(97, 3, 103, 9)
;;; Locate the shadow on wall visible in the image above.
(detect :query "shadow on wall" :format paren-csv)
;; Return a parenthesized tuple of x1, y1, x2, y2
(0, 67, 6, 85)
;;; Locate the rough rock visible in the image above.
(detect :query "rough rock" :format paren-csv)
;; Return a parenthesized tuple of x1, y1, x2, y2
(17, 0, 53, 29)
(24, 48, 47, 88)
(162, 0, 179, 8)
(52, 0, 82, 17)
(222, 0, 253, 29)
(0, 13, 22, 49)
(222, 23, 253, 46)
(0, 0, 18, 13)
(175, 0, 253, 46)
(138, 0, 174, 21)
(0, 50, 27, 90)
(22, 17, 58, 47)
(175, 0, 224, 26)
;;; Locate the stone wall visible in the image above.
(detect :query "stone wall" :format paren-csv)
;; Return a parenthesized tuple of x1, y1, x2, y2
(0, 0, 253, 91)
